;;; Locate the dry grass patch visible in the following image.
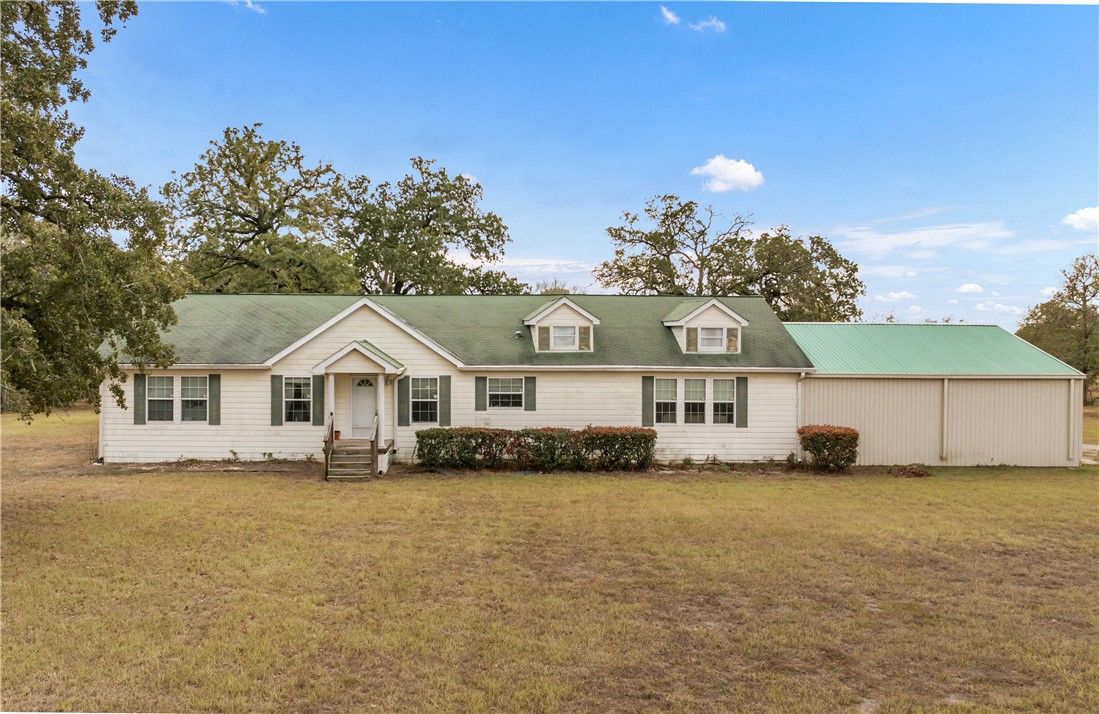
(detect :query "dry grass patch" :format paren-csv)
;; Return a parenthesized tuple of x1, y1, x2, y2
(3, 410, 1098, 712)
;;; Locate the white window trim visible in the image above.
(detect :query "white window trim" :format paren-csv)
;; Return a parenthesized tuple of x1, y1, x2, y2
(284, 376, 312, 424)
(713, 378, 737, 425)
(410, 376, 439, 424)
(147, 375, 174, 423)
(180, 376, 209, 423)
(550, 325, 579, 351)
(692, 326, 740, 354)
(683, 378, 707, 425)
(654, 377, 677, 425)
(487, 377, 524, 409)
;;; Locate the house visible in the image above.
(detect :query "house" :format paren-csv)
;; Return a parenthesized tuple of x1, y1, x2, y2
(98, 294, 1084, 474)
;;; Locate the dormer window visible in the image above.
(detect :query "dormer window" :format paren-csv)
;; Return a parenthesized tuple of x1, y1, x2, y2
(662, 298, 748, 355)
(699, 327, 725, 351)
(551, 326, 578, 350)
(524, 297, 599, 353)
(687, 326, 740, 353)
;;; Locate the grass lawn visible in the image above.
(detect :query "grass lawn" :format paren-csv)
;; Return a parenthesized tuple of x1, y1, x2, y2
(3, 411, 1097, 712)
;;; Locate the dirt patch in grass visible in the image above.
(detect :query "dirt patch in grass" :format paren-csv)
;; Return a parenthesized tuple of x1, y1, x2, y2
(3, 410, 1098, 712)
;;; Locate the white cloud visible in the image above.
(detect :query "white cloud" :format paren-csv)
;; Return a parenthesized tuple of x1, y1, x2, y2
(225, 0, 266, 14)
(688, 16, 727, 33)
(873, 291, 916, 302)
(1040, 286, 1058, 297)
(459, 173, 479, 186)
(993, 237, 1095, 254)
(659, 6, 680, 25)
(860, 265, 918, 279)
(1062, 206, 1098, 232)
(948, 299, 959, 305)
(690, 154, 764, 192)
(990, 291, 1000, 297)
(833, 221, 1014, 257)
(907, 305, 926, 314)
(974, 301, 1023, 316)
(956, 283, 984, 294)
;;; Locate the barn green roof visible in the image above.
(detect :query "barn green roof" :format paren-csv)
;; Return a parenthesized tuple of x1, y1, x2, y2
(784, 323, 1081, 376)
(146, 293, 812, 369)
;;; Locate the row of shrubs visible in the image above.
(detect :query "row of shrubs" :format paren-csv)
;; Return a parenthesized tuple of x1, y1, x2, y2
(415, 426, 657, 472)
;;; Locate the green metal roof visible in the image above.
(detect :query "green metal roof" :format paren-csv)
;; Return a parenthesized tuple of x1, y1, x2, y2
(356, 339, 404, 370)
(147, 294, 360, 364)
(369, 295, 811, 368)
(785, 323, 1081, 376)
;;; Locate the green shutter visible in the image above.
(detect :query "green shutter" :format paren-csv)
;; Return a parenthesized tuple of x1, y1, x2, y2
(312, 375, 324, 426)
(397, 376, 410, 427)
(270, 375, 283, 426)
(438, 375, 452, 426)
(537, 326, 550, 352)
(686, 327, 698, 353)
(641, 376, 654, 427)
(524, 376, 536, 411)
(579, 326, 591, 351)
(208, 374, 221, 425)
(133, 373, 146, 425)
(475, 376, 487, 411)
(735, 376, 748, 428)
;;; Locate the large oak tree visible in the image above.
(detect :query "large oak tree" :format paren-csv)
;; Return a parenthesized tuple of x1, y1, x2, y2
(337, 158, 526, 295)
(1017, 254, 1099, 402)
(1, 1, 186, 418)
(163, 124, 358, 294)
(594, 195, 865, 321)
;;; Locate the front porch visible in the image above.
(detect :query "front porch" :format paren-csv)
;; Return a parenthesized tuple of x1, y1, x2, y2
(314, 340, 405, 479)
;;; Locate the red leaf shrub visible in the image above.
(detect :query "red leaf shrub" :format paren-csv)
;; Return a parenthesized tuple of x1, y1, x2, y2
(796, 425, 860, 472)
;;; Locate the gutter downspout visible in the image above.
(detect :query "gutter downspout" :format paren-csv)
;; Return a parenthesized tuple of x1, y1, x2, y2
(940, 378, 949, 462)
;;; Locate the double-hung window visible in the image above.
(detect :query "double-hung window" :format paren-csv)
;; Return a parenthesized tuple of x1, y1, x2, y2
(147, 376, 174, 422)
(488, 377, 524, 408)
(655, 378, 677, 424)
(411, 377, 439, 423)
(551, 325, 578, 350)
(699, 327, 725, 351)
(181, 376, 208, 422)
(713, 379, 736, 424)
(284, 377, 311, 423)
(684, 379, 706, 424)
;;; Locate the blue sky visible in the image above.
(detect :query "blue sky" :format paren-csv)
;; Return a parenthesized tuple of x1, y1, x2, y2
(71, 1, 1098, 327)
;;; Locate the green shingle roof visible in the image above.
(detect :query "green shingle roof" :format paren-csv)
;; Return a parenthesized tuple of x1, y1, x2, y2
(356, 339, 404, 370)
(368, 294, 811, 368)
(154, 294, 360, 364)
(785, 323, 1081, 376)
(148, 293, 812, 369)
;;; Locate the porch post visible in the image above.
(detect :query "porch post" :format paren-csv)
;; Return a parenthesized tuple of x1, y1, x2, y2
(376, 373, 385, 445)
(326, 373, 335, 425)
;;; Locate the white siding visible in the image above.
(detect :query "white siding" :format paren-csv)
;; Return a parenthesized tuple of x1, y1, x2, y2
(101, 304, 802, 464)
(801, 376, 1081, 467)
(100, 368, 322, 463)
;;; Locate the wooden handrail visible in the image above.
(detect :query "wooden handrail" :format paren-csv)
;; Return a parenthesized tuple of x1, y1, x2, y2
(322, 411, 334, 480)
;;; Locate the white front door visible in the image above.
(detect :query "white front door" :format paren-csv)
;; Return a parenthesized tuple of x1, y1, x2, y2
(351, 376, 377, 438)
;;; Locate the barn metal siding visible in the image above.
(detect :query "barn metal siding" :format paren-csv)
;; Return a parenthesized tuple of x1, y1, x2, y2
(801, 377, 1080, 467)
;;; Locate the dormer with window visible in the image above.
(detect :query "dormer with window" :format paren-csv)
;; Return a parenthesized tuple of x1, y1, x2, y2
(662, 298, 749, 354)
(523, 297, 599, 353)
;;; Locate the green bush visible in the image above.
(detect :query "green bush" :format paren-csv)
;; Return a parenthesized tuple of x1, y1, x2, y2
(510, 427, 587, 471)
(579, 426, 656, 471)
(417, 426, 658, 472)
(796, 425, 859, 472)
(415, 427, 511, 469)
